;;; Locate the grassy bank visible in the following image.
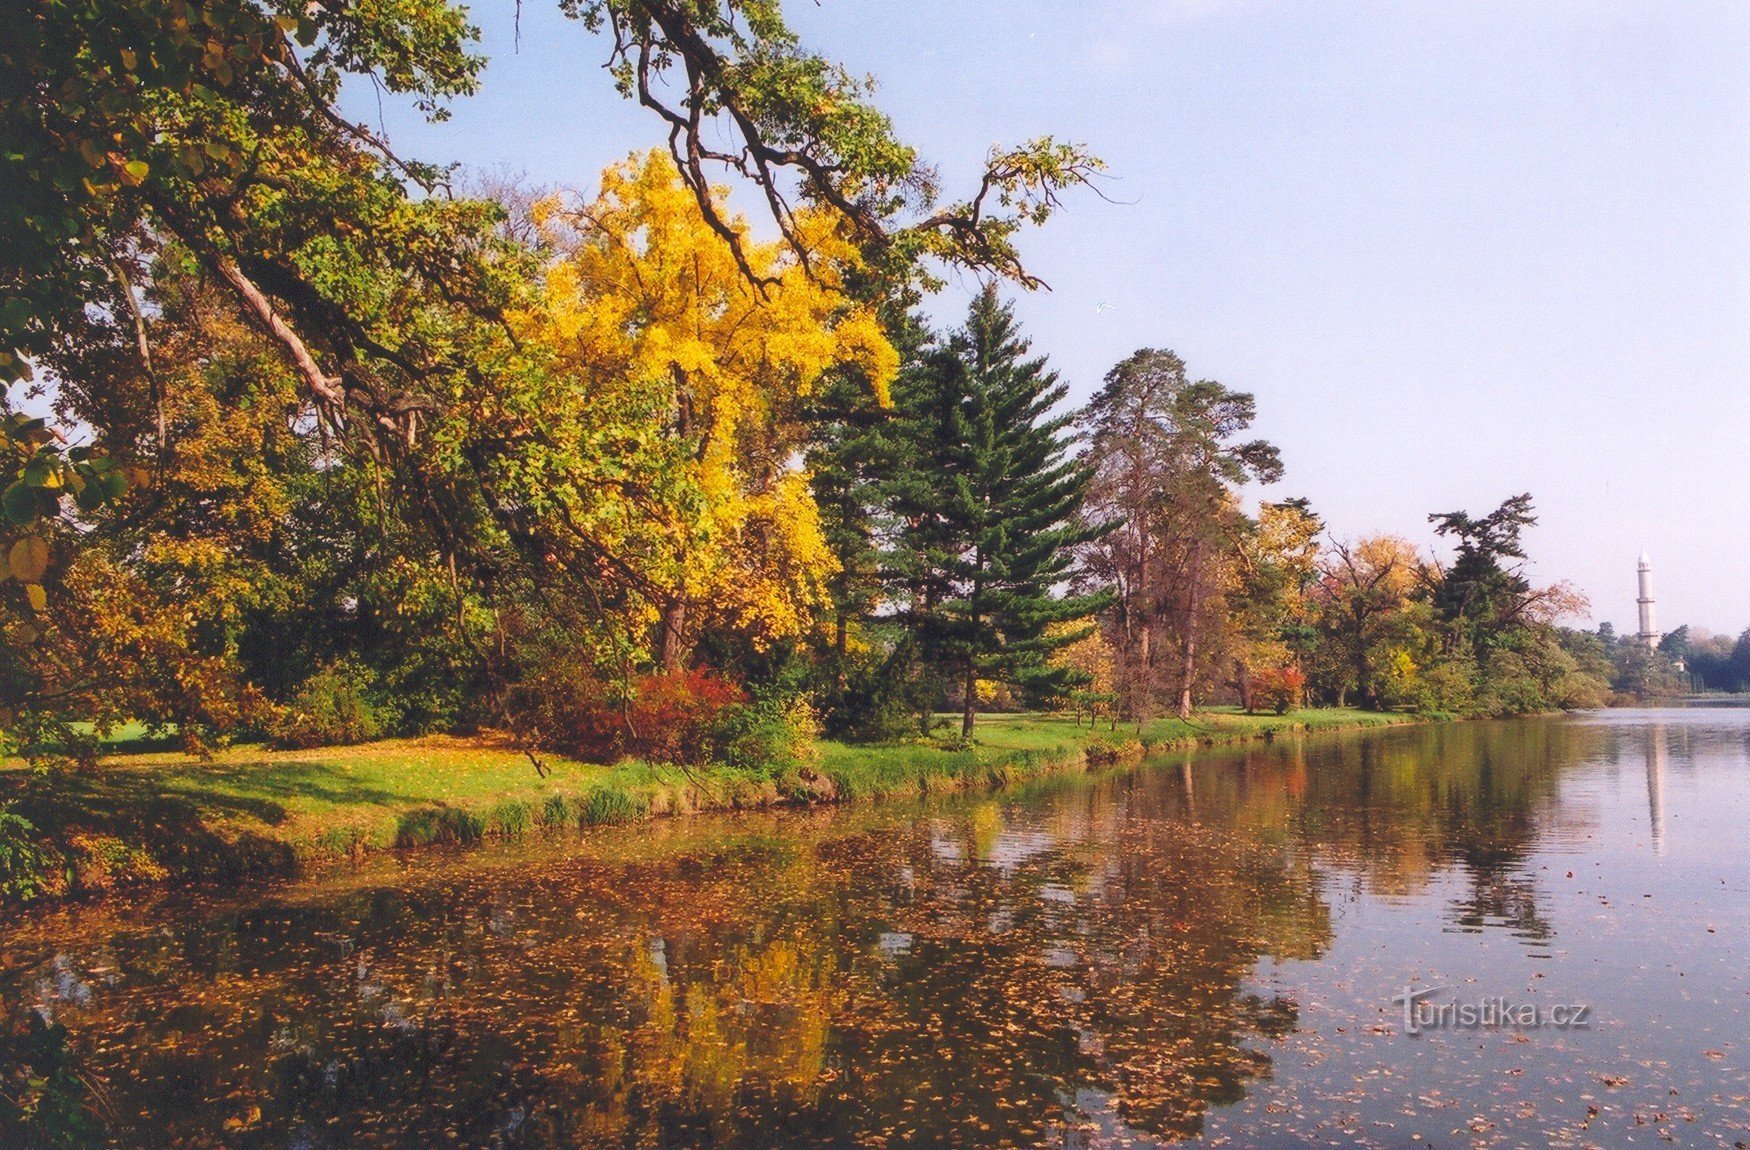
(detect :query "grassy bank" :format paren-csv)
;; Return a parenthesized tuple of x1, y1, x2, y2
(0, 708, 1411, 905)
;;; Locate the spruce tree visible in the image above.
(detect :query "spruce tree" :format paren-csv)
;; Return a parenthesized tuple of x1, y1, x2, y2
(887, 286, 1109, 738)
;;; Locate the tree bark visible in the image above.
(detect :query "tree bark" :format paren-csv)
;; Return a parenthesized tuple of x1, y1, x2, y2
(962, 658, 977, 739)
(656, 597, 689, 670)
(1177, 539, 1205, 720)
(212, 254, 347, 409)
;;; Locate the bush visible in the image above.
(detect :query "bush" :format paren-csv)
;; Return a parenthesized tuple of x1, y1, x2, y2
(394, 806, 484, 848)
(716, 695, 821, 776)
(507, 662, 750, 766)
(269, 660, 386, 749)
(1389, 656, 1477, 716)
(1083, 735, 1123, 765)
(0, 804, 56, 902)
(814, 640, 929, 744)
(625, 668, 747, 765)
(1250, 667, 1306, 715)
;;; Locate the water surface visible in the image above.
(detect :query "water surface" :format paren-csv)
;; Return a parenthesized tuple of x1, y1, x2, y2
(3, 710, 1747, 1147)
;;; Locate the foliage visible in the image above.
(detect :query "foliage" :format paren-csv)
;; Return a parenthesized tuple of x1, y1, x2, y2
(0, 1006, 100, 1148)
(715, 694, 822, 777)
(0, 803, 55, 902)
(1050, 625, 1119, 727)
(1310, 534, 1427, 709)
(1686, 627, 1750, 692)
(1249, 666, 1306, 715)
(506, 654, 748, 767)
(2, 0, 1102, 761)
(1074, 346, 1281, 721)
(883, 286, 1108, 737)
(811, 629, 922, 743)
(623, 668, 749, 765)
(269, 660, 387, 749)
(508, 151, 895, 669)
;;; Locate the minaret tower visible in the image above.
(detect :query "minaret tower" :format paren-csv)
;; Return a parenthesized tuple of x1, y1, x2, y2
(1636, 551, 1658, 648)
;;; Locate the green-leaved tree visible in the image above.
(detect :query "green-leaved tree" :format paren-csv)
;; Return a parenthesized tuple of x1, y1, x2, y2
(887, 287, 1109, 738)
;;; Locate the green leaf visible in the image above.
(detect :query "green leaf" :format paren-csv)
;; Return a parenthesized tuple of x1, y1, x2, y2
(2, 483, 40, 526)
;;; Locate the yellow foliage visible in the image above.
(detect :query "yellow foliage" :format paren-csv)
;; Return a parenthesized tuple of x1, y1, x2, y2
(514, 152, 898, 659)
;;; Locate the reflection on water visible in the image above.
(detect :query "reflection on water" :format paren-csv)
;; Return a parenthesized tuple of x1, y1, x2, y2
(3, 710, 1748, 1147)
(1647, 724, 1668, 857)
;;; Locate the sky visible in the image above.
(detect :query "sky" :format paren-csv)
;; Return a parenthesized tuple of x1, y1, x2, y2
(339, 0, 1750, 637)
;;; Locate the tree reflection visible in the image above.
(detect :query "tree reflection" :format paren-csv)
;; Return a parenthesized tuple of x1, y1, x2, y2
(0, 717, 1618, 1148)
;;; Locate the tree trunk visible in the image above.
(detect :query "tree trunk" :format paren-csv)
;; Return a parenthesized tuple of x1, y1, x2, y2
(1136, 619, 1152, 725)
(1177, 633, 1197, 719)
(657, 597, 688, 670)
(1177, 541, 1204, 720)
(962, 658, 977, 739)
(833, 607, 849, 690)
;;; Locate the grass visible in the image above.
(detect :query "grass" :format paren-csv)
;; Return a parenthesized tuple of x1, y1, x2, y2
(0, 708, 1413, 905)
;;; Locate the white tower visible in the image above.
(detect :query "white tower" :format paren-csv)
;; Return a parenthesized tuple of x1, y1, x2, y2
(1636, 551, 1658, 648)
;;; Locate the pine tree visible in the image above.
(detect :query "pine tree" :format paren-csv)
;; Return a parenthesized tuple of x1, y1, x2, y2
(886, 286, 1110, 738)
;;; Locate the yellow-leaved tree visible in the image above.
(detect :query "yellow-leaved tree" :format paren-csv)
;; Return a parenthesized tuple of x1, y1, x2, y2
(512, 151, 897, 668)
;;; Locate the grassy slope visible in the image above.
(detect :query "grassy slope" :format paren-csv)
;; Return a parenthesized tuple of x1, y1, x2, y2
(0, 708, 1411, 901)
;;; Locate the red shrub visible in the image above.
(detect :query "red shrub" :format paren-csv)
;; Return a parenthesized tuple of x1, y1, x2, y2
(1251, 666, 1307, 715)
(623, 668, 747, 765)
(508, 655, 747, 766)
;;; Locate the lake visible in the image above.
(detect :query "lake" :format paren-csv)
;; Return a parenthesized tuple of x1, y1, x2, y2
(2, 709, 1746, 1147)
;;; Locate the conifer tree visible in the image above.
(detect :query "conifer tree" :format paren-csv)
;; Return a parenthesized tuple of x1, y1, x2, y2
(886, 286, 1109, 738)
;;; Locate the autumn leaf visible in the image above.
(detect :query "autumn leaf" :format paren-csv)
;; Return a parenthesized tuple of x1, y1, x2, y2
(8, 535, 48, 583)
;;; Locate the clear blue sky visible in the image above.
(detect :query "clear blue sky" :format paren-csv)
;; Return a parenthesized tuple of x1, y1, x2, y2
(344, 1, 1750, 638)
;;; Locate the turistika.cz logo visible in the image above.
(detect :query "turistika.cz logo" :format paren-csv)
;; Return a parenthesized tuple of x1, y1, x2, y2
(1392, 986, 1593, 1036)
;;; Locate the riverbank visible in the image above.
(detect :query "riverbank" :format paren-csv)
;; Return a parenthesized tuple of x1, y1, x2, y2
(0, 708, 1412, 905)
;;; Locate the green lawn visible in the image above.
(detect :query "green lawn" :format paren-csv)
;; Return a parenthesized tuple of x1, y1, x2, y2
(0, 708, 1412, 902)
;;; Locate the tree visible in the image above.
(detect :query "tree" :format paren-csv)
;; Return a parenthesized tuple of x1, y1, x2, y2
(1228, 498, 1323, 710)
(1428, 493, 1590, 662)
(1686, 628, 1747, 693)
(1427, 493, 1535, 652)
(1311, 534, 1425, 709)
(886, 287, 1107, 738)
(1076, 349, 1281, 720)
(3, 0, 1100, 437)
(504, 151, 898, 671)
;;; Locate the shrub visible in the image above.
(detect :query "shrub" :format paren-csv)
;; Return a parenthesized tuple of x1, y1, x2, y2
(716, 696, 821, 776)
(500, 634, 626, 762)
(508, 663, 749, 766)
(814, 639, 930, 744)
(1399, 657, 1477, 716)
(1250, 667, 1306, 715)
(540, 793, 573, 828)
(270, 660, 385, 749)
(487, 799, 534, 839)
(0, 804, 56, 902)
(1085, 735, 1141, 763)
(624, 668, 748, 764)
